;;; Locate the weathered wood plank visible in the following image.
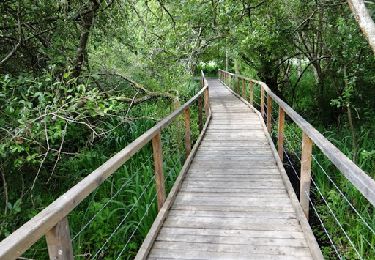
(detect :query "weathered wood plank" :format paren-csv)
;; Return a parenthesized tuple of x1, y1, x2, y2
(278, 107, 285, 161)
(153, 241, 311, 257)
(300, 132, 313, 218)
(45, 217, 73, 260)
(159, 226, 306, 239)
(149, 248, 312, 260)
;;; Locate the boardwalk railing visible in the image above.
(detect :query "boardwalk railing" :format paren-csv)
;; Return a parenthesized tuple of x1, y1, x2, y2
(0, 72, 211, 259)
(219, 69, 375, 216)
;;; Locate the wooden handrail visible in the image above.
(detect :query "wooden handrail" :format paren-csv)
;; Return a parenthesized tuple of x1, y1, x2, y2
(218, 69, 375, 208)
(0, 73, 210, 259)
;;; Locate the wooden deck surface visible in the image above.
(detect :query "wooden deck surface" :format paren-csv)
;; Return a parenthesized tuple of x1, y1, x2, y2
(145, 79, 320, 259)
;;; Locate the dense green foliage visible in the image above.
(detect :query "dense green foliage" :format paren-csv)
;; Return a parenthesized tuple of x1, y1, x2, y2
(1, 0, 375, 259)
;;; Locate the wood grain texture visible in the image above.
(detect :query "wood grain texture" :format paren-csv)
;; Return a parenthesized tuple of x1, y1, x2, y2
(300, 132, 313, 218)
(267, 95, 272, 133)
(45, 217, 73, 260)
(152, 132, 166, 211)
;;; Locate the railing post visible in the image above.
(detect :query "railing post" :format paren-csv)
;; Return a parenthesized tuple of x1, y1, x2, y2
(267, 95, 272, 133)
(152, 132, 166, 211)
(300, 132, 313, 218)
(45, 217, 74, 260)
(261, 85, 265, 118)
(249, 81, 254, 106)
(197, 95, 203, 133)
(277, 107, 285, 161)
(237, 76, 240, 94)
(184, 107, 191, 159)
(204, 88, 209, 115)
(242, 78, 245, 97)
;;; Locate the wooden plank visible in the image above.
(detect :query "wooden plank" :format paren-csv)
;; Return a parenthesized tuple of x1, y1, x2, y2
(267, 95, 272, 133)
(149, 248, 312, 260)
(156, 233, 307, 247)
(171, 204, 295, 213)
(45, 217, 73, 260)
(178, 187, 288, 194)
(152, 241, 311, 257)
(158, 226, 305, 239)
(167, 209, 295, 219)
(300, 132, 313, 218)
(163, 217, 302, 231)
(152, 132, 166, 211)
(183, 107, 191, 159)
(278, 107, 285, 161)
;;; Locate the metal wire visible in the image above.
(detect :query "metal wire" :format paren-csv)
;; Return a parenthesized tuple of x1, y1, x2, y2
(72, 172, 137, 241)
(283, 124, 375, 239)
(280, 125, 363, 259)
(309, 175, 363, 259)
(283, 149, 300, 180)
(91, 175, 156, 259)
(305, 190, 343, 259)
(115, 193, 157, 260)
(312, 155, 375, 237)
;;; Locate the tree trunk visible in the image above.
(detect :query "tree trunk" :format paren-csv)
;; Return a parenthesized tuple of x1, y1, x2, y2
(72, 1, 100, 78)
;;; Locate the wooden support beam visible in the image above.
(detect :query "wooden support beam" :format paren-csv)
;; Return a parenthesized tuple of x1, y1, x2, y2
(237, 76, 240, 94)
(197, 96, 203, 133)
(45, 217, 73, 260)
(204, 88, 209, 116)
(300, 132, 313, 218)
(184, 107, 191, 159)
(152, 132, 166, 211)
(277, 107, 285, 161)
(261, 85, 265, 118)
(249, 81, 254, 106)
(242, 78, 246, 97)
(267, 95, 272, 133)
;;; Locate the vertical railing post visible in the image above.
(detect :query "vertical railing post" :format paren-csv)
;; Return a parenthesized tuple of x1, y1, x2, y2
(152, 132, 166, 211)
(45, 217, 74, 260)
(197, 95, 203, 133)
(237, 76, 240, 94)
(184, 107, 191, 159)
(204, 87, 210, 116)
(300, 132, 313, 218)
(266, 95, 272, 133)
(277, 107, 285, 161)
(261, 85, 265, 118)
(249, 81, 254, 106)
(241, 78, 246, 98)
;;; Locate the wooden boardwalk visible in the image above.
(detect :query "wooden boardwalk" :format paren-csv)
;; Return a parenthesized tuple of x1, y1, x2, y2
(142, 79, 321, 259)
